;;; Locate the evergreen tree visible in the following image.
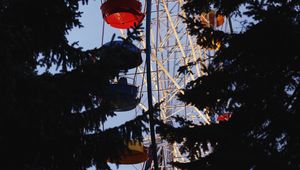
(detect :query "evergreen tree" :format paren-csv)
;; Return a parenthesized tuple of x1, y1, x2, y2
(158, 0, 300, 169)
(0, 0, 148, 169)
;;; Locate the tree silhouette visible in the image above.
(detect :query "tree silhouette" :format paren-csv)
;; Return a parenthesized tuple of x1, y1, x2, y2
(158, 0, 300, 169)
(0, 1, 148, 169)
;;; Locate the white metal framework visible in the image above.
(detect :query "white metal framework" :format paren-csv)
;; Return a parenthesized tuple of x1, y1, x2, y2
(113, 0, 232, 169)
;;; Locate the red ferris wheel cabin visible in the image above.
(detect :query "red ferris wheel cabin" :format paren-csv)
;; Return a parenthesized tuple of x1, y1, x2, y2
(101, 0, 145, 29)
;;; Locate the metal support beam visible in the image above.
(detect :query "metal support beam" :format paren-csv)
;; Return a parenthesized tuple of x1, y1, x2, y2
(146, 0, 159, 169)
(161, 0, 195, 81)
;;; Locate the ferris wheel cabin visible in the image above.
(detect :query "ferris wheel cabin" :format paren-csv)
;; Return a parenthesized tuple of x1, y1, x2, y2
(103, 77, 140, 112)
(107, 141, 148, 164)
(100, 0, 145, 29)
(96, 40, 142, 72)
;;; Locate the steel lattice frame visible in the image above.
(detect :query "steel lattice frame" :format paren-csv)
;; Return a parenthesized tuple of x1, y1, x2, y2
(115, 0, 231, 169)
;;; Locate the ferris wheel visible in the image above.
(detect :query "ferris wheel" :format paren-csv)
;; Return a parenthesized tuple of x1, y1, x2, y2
(98, 0, 232, 169)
